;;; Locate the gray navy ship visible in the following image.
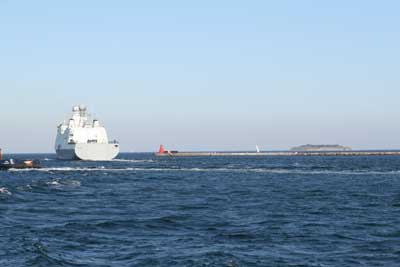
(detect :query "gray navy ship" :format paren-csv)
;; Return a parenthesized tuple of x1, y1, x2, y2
(55, 105, 119, 161)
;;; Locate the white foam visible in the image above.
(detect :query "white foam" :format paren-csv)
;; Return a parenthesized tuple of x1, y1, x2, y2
(69, 180, 81, 186)
(0, 187, 12, 195)
(7, 166, 400, 175)
(47, 179, 61, 186)
(43, 178, 82, 189)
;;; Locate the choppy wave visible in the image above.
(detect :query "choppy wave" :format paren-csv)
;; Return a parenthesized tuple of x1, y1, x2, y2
(2, 154, 400, 267)
(45, 178, 81, 188)
(112, 159, 154, 163)
(46, 179, 61, 186)
(0, 187, 11, 195)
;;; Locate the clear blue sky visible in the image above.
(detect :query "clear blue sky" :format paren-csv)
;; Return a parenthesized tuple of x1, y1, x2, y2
(1, 0, 399, 153)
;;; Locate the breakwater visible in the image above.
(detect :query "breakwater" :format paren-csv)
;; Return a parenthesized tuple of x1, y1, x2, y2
(155, 151, 400, 157)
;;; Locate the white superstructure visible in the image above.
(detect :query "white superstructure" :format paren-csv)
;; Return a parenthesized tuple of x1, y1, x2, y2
(55, 105, 119, 160)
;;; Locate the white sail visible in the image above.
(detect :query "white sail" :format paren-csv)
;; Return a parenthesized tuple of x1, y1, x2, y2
(256, 145, 260, 153)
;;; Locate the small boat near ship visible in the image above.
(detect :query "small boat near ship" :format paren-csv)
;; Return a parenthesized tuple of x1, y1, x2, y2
(0, 159, 40, 170)
(0, 149, 40, 170)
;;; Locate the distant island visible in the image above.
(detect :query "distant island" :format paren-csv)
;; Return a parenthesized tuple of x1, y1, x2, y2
(290, 144, 352, 152)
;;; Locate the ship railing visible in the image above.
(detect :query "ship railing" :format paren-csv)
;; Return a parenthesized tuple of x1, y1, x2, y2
(109, 140, 119, 144)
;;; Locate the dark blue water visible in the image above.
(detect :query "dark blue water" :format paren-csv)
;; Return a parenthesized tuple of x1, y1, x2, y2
(1, 154, 400, 266)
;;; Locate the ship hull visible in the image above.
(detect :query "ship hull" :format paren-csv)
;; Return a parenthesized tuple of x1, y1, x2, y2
(56, 144, 119, 161)
(56, 148, 79, 160)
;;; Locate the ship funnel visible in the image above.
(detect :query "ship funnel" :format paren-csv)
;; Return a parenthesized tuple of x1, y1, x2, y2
(159, 144, 165, 154)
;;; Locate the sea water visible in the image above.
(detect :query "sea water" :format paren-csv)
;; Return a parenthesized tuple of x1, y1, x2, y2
(1, 153, 399, 266)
